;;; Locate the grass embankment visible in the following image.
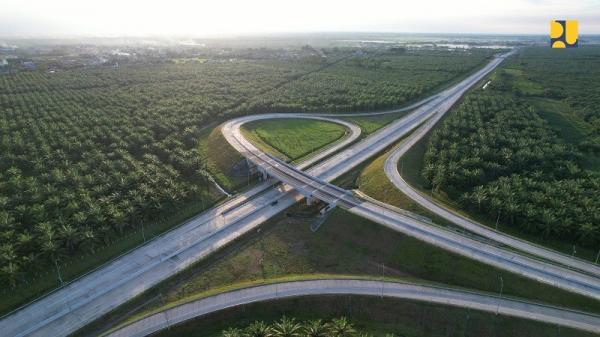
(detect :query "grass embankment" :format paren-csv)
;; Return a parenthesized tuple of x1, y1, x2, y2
(241, 119, 347, 163)
(95, 207, 600, 337)
(201, 124, 249, 192)
(342, 113, 403, 136)
(87, 206, 600, 336)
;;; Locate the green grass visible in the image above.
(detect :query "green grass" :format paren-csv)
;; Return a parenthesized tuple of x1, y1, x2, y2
(84, 205, 600, 337)
(201, 124, 251, 192)
(242, 119, 347, 162)
(527, 97, 591, 145)
(342, 113, 404, 136)
(358, 146, 425, 213)
(151, 296, 594, 337)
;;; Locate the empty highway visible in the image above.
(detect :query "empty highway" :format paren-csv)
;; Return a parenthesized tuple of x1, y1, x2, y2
(105, 279, 600, 337)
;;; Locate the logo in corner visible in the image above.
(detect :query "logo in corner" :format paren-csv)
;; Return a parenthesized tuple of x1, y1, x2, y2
(550, 20, 578, 48)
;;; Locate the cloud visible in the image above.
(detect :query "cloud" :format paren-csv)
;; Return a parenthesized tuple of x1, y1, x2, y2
(0, 0, 599, 37)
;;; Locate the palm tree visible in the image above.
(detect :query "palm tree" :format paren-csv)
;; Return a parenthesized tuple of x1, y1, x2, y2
(540, 209, 557, 238)
(504, 199, 520, 225)
(271, 316, 301, 337)
(59, 224, 80, 252)
(245, 321, 273, 337)
(221, 327, 244, 337)
(303, 319, 327, 337)
(471, 185, 487, 211)
(1, 262, 20, 288)
(197, 168, 211, 192)
(81, 227, 99, 254)
(327, 317, 355, 337)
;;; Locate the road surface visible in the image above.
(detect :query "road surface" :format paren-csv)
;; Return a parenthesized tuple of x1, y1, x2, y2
(104, 279, 600, 337)
(3, 50, 565, 337)
(384, 110, 600, 278)
(0, 118, 362, 337)
(220, 50, 600, 303)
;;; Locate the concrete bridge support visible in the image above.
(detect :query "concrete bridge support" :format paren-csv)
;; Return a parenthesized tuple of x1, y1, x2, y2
(256, 167, 268, 181)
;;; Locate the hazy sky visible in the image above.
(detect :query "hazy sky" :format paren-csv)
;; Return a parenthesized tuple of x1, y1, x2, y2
(1, 0, 600, 38)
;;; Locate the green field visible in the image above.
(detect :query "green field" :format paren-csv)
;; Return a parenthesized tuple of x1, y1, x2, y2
(242, 119, 348, 162)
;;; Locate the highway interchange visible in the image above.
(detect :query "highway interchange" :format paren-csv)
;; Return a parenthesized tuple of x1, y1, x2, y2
(3, 50, 600, 336)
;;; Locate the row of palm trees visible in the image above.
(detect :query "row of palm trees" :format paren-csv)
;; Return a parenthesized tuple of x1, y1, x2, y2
(0, 47, 496, 289)
(221, 316, 387, 337)
(238, 50, 494, 114)
(0, 51, 360, 289)
(0, 59, 289, 288)
(423, 90, 600, 247)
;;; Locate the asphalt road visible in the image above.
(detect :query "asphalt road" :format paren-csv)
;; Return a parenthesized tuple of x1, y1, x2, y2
(3, 50, 569, 337)
(0, 118, 361, 337)
(384, 109, 600, 278)
(105, 279, 600, 337)
(222, 51, 600, 302)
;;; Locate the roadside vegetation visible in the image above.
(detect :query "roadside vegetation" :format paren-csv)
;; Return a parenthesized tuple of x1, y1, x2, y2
(342, 113, 403, 136)
(421, 47, 600, 251)
(202, 125, 248, 191)
(216, 316, 367, 337)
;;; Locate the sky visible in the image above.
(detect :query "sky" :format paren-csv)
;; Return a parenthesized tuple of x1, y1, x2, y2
(1, 0, 600, 38)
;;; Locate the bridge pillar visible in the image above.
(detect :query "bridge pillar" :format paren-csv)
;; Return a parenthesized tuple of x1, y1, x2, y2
(256, 167, 268, 181)
(320, 202, 336, 215)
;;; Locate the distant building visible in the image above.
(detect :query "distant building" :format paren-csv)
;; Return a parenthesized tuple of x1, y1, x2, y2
(0, 59, 7, 67)
(22, 61, 36, 70)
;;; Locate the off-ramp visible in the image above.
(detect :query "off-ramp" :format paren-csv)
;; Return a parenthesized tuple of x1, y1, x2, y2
(105, 279, 600, 337)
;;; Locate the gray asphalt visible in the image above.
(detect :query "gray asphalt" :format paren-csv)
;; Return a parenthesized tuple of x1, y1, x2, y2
(222, 51, 600, 302)
(383, 107, 600, 278)
(104, 279, 600, 337)
(6, 50, 586, 337)
(0, 119, 361, 337)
